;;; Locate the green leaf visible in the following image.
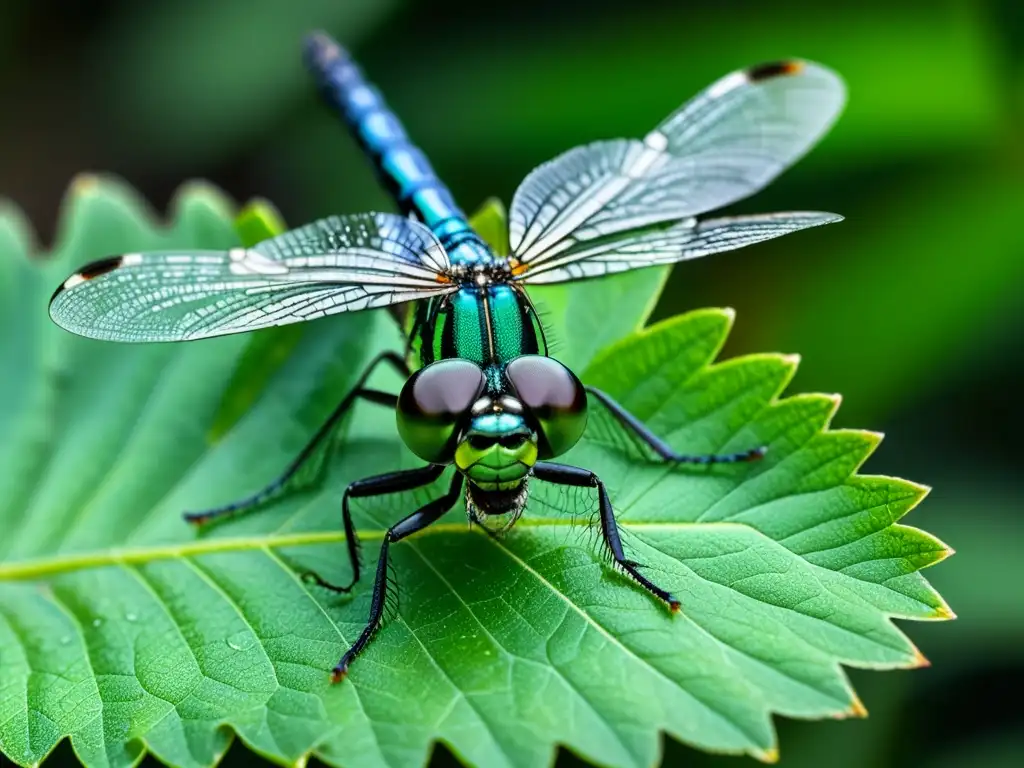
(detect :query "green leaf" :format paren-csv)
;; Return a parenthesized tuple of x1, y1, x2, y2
(0, 178, 951, 768)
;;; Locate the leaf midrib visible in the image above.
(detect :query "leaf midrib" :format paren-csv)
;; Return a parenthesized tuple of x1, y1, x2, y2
(0, 520, 723, 582)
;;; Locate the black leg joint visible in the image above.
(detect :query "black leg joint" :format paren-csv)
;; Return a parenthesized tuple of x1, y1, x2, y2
(532, 462, 597, 488)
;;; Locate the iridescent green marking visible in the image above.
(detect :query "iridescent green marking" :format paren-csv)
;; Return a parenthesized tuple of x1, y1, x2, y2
(429, 299, 447, 364)
(488, 285, 524, 362)
(413, 279, 546, 368)
(450, 289, 485, 364)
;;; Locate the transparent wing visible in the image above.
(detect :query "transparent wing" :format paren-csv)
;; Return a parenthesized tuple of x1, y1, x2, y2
(520, 211, 840, 284)
(49, 212, 456, 342)
(508, 60, 846, 275)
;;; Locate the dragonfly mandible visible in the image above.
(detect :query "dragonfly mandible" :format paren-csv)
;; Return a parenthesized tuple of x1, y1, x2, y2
(48, 32, 846, 681)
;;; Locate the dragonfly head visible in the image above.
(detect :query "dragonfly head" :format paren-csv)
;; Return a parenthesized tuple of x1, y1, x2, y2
(396, 355, 588, 515)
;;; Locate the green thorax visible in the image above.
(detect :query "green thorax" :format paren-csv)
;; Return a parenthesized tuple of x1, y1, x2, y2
(410, 282, 547, 371)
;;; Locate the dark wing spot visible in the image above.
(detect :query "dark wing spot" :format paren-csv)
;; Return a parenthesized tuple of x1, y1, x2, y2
(50, 255, 126, 305)
(747, 60, 805, 82)
(79, 256, 125, 280)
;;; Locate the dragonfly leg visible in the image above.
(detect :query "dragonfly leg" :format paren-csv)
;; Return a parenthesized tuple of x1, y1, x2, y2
(184, 351, 410, 526)
(585, 385, 766, 464)
(533, 462, 681, 612)
(305, 463, 446, 595)
(330, 471, 464, 682)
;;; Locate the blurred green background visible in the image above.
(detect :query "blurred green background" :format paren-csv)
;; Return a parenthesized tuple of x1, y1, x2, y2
(1, 0, 1020, 766)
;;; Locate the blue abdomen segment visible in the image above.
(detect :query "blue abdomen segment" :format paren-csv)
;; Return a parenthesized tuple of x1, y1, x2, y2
(304, 32, 487, 264)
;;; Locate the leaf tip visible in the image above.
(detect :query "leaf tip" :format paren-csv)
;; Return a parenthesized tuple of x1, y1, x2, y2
(911, 647, 932, 668)
(755, 746, 780, 764)
(781, 353, 801, 368)
(846, 694, 868, 719)
(932, 600, 957, 620)
(70, 173, 102, 196)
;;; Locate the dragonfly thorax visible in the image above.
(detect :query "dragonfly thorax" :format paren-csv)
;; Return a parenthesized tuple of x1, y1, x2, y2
(412, 277, 548, 369)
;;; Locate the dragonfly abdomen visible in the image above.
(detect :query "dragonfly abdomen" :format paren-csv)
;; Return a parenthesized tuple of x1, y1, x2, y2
(304, 33, 488, 264)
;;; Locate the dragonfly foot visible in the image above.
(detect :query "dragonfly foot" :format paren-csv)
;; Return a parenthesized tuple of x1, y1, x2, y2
(741, 446, 768, 462)
(183, 510, 216, 527)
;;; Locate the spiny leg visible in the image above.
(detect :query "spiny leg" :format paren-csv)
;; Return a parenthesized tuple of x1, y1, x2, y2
(586, 385, 766, 464)
(533, 462, 680, 612)
(185, 351, 409, 526)
(303, 463, 446, 594)
(331, 472, 464, 682)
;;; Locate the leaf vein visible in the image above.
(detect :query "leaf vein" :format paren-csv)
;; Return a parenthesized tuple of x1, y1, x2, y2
(482, 535, 767, 747)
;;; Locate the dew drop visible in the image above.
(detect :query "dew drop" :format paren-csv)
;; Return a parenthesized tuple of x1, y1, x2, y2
(59, 635, 71, 646)
(125, 612, 137, 622)
(225, 630, 253, 652)
(92, 618, 102, 628)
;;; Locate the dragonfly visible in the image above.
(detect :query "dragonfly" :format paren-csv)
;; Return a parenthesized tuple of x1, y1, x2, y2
(49, 31, 846, 682)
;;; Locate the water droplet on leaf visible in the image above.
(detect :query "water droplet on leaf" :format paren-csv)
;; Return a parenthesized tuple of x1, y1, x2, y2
(225, 630, 253, 651)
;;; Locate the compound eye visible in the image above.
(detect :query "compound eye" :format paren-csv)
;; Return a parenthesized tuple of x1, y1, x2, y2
(397, 359, 486, 463)
(504, 355, 587, 458)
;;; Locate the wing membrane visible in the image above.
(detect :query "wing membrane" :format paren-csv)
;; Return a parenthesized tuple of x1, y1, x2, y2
(49, 212, 455, 342)
(521, 212, 841, 283)
(508, 60, 845, 280)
